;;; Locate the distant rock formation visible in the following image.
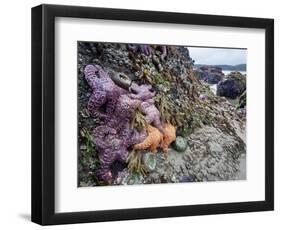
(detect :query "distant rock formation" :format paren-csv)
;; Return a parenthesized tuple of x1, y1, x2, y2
(194, 64, 246, 72)
(217, 72, 246, 99)
(194, 66, 224, 84)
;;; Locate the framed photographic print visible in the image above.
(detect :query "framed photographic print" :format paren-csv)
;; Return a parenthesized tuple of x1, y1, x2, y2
(31, 4, 274, 225)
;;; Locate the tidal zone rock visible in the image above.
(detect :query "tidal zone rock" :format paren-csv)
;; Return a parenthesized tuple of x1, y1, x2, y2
(217, 72, 246, 99)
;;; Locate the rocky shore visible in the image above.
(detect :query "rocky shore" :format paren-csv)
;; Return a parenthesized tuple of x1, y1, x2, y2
(195, 66, 246, 109)
(78, 43, 246, 186)
(194, 66, 224, 84)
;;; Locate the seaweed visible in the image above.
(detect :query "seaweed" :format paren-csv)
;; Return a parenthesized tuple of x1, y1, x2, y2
(78, 127, 100, 186)
(130, 106, 148, 131)
(155, 92, 173, 124)
(155, 91, 193, 128)
(139, 69, 170, 87)
(151, 72, 170, 87)
(177, 112, 202, 137)
(80, 127, 95, 156)
(126, 150, 148, 176)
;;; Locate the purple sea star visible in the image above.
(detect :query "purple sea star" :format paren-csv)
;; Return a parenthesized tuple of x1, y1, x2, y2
(90, 91, 146, 182)
(84, 64, 126, 120)
(159, 45, 167, 61)
(127, 44, 151, 56)
(127, 82, 164, 133)
(139, 101, 165, 134)
(128, 82, 155, 101)
(83, 64, 167, 183)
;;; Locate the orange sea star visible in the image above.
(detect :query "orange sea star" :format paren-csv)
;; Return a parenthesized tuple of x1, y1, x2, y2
(134, 125, 163, 153)
(161, 123, 176, 153)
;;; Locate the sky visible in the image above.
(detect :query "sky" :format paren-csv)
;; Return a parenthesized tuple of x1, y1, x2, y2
(187, 47, 247, 65)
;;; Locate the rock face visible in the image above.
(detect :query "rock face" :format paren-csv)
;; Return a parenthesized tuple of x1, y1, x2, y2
(195, 66, 224, 84)
(77, 42, 246, 186)
(217, 72, 246, 99)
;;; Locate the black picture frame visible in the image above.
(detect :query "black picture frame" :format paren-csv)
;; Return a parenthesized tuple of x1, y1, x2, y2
(31, 4, 274, 225)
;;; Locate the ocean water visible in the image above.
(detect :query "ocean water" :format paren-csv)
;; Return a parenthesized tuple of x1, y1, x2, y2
(193, 67, 246, 76)
(222, 70, 246, 75)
